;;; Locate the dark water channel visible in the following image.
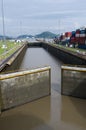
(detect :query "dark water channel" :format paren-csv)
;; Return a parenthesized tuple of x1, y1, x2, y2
(0, 47, 86, 130)
(19, 47, 62, 93)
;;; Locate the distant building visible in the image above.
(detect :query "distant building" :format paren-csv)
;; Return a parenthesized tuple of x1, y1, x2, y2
(16, 39, 21, 43)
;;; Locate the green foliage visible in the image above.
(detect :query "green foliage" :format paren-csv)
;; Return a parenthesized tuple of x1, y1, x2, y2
(0, 40, 23, 61)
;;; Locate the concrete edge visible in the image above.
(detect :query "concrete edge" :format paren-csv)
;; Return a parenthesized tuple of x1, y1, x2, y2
(0, 66, 51, 80)
(61, 65, 86, 72)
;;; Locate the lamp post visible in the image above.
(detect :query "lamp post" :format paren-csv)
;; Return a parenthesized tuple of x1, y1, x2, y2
(1, 0, 6, 49)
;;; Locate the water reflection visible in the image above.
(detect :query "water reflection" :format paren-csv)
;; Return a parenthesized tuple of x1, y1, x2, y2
(19, 47, 62, 93)
(60, 95, 86, 128)
(0, 47, 86, 130)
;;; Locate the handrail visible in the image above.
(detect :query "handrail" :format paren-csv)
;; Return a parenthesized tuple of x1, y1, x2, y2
(0, 66, 51, 80)
(61, 65, 86, 72)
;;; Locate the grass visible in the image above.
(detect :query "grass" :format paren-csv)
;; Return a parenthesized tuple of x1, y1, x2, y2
(0, 40, 23, 61)
(52, 42, 86, 54)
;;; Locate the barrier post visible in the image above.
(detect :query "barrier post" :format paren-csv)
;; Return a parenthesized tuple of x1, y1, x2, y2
(61, 65, 86, 98)
(0, 66, 51, 110)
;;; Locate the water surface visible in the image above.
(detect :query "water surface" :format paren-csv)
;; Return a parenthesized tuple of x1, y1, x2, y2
(0, 47, 86, 130)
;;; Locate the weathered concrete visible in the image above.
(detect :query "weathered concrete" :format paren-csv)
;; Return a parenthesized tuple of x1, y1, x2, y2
(0, 66, 51, 111)
(0, 50, 86, 130)
(61, 65, 86, 98)
(0, 42, 86, 73)
(42, 42, 86, 65)
(0, 88, 1, 115)
(0, 44, 27, 73)
(27, 42, 42, 47)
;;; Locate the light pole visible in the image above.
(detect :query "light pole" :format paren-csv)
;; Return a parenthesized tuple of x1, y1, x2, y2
(1, 0, 6, 48)
(20, 21, 22, 35)
(58, 19, 61, 35)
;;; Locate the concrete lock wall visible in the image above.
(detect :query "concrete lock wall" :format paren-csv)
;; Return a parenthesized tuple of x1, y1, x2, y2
(0, 66, 51, 112)
(61, 65, 86, 98)
(42, 42, 86, 65)
(0, 88, 1, 114)
(0, 44, 27, 73)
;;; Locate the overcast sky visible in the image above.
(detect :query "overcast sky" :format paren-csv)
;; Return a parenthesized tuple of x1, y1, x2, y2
(0, 0, 86, 36)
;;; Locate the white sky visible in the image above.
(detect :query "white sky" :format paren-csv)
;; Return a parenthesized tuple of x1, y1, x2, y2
(0, 0, 86, 36)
